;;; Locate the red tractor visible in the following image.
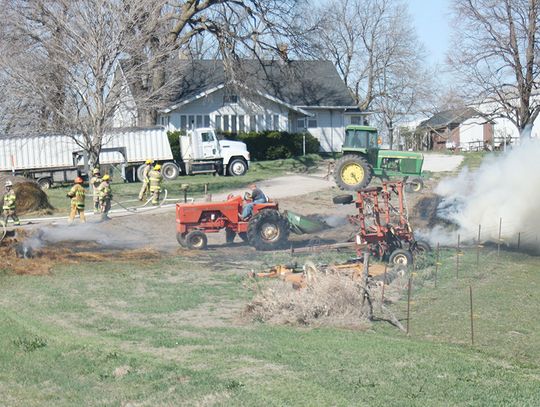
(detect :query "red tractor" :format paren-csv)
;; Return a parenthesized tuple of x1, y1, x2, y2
(334, 181, 430, 265)
(176, 194, 290, 250)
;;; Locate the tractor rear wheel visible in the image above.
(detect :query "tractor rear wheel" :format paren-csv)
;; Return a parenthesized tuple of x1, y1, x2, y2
(185, 230, 208, 250)
(389, 249, 413, 266)
(247, 209, 290, 251)
(225, 228, 236, 243)
(334, 154, 373, 191)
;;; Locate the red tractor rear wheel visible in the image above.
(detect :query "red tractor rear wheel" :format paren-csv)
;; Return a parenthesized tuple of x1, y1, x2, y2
(247, 209, 290, 251)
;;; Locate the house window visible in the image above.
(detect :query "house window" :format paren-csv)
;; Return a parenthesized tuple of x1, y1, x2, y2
(265, 114, 272, 130)
(257, 115, 264, 130)
(297, 117, 306, 130)
(250, 115, 256, 131)
(188, 115, 195, 129)
(180, 115, 187, 130)
(160, 115, 170, 126)
(231, 115, 237, 132)
(203, 115, 210, 127)
(223, 115, 230, 131)
(273, 115, 280, 130)
(307, 117, 317, 128)
(196, 115, 203, 128)
(223, 95, 239, 104)
(239, 115, 245, 133)
(350, 116, 363, 125)
(215, 115, 222, 130)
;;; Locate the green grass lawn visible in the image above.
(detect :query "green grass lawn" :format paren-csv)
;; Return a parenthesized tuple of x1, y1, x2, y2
(0, 245, 539, 406)
(43, 154, 323, 215)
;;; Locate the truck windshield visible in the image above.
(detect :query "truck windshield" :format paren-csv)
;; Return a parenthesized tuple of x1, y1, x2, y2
(343, 129, 378, 149)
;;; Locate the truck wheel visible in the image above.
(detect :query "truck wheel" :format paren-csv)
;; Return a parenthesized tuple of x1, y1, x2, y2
(247, 209, 290, 251)
(176, 233, 187, 247)
(389, 249, 413, 266)
(334, 154, 373, 191)
(228, 158, 247, 176)
(161, 162, 180, 180)
(225, 228, 236, 243)
(37, 177, 52, 190)
(185, 230, 208, 250)
(137, 164, 146, 182)
(405, 177, 424, 193)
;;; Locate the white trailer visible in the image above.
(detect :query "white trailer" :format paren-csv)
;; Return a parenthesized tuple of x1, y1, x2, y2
(0, 126, 250, 188)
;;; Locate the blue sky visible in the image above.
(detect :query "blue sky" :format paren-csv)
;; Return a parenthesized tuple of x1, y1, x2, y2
(408, 0, 451, 65)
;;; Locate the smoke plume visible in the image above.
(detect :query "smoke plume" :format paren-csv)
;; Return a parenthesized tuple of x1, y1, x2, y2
(424, 139, 540, 248)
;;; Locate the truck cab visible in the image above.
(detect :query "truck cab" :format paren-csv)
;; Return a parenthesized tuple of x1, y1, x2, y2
(179, 128, 250, 176)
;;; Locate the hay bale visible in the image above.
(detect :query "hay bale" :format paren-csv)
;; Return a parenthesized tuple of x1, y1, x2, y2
(0, 176, 54, 214)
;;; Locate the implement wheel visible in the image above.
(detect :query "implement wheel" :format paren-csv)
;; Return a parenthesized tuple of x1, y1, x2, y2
(247, 209, 290, 251)
(334, 154, 373, 191)
(405, 177, 424, 193)
(389, 249, 413, 266)
(185, 230, 208, 250)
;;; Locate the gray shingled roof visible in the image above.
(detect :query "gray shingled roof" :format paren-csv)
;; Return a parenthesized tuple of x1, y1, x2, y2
(420, 107, 484, 129)
(166, 59, 356, 108)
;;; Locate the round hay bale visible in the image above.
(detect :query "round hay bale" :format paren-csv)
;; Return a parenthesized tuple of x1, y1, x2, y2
(0, 176, 54, 214)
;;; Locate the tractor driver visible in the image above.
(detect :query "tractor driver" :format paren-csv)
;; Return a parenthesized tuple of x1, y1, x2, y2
(240, 183, 267, 220)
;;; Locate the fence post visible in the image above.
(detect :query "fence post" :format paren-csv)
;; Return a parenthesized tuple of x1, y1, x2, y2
(469, 285, 475, 345)
(456, 234, 461, 278)
(497, 217, 502, 256)
(406, 276, 412, 335)
(517, 232, 521, 251)
(476, 224, 481, 271)
(434, 242, 440, 288)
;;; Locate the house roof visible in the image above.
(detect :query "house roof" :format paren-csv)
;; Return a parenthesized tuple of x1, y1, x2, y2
(163, 59, 357, 110)
(419, 107, 487, 129)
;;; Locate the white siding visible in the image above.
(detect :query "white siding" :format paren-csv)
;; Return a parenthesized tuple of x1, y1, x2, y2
(459, 118, 486, 150)
(304, 109, 346, 153)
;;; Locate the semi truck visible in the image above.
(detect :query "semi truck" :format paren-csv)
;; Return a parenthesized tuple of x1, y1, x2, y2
(0, 126, 250, 188)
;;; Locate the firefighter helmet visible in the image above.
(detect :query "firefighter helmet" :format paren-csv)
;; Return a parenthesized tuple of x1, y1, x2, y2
(102, 174, 111, 181)
(146, 159, 153, 164)
(154, 164, 161, 171)
(92, 168, 100, 175)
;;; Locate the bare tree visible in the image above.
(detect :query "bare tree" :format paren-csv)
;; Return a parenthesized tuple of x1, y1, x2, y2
(311, 0, 431, 147)
(449, 0, 540, 135)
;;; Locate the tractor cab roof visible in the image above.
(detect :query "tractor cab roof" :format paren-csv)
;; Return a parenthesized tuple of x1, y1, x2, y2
(346, 125, 378, 132)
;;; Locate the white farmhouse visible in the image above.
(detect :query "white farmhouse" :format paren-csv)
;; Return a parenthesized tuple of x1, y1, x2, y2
(113, 59, 366, 153)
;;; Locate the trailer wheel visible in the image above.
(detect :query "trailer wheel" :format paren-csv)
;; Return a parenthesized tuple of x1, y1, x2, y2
(176, 233, 187, 247)
(405, 177, 424, 193)
(334, 154, 373, 191)
(247, 209, 290, 251)
(225, 228, 236, 243)
(185, 230, 207, 250)
(389, 249, 413, 266)
(37, 177, 52, 190)
(136, 164, 147, 182)
(228, 158, 247, 176)
(161, 162, 180, 180)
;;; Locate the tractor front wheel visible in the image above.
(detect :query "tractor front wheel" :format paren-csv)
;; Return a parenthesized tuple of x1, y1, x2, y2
(185, 230, 208, 250)
(247, 209, 290, 251)
(334, 154, 373, 191)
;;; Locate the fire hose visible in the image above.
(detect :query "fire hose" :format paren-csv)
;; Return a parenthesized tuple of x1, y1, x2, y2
(110, 189, 169, 213)
(0, 221, 6, 243)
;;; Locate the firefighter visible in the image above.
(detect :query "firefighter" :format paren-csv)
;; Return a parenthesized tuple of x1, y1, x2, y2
(148, 164, 163, 206)
(2, 180, 20, 226)
(67, 177, 86, 224)
(98, 174, 113, 221)
(90, 168, 102, 213)
(138, 159, 154, 201)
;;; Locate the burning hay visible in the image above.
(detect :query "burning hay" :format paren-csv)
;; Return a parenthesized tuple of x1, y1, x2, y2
(0, 232, 161, 276)
(0, 176, 54, 214)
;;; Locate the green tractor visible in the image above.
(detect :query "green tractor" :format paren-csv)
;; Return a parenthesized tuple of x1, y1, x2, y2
(334, 125, 424, 192)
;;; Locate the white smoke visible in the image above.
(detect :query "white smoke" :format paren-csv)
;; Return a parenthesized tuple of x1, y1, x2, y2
(427, 138, 540, 247)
